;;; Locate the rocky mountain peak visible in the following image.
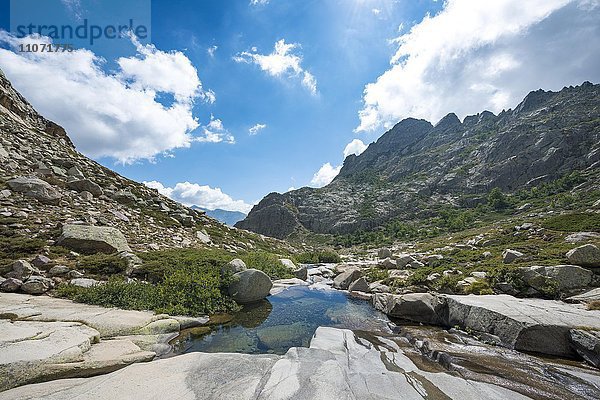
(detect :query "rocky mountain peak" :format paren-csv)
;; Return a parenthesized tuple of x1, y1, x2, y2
(434, 112, 462, 131)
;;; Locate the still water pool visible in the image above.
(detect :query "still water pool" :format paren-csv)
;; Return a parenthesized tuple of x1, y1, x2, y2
(171, 285, 390, 355)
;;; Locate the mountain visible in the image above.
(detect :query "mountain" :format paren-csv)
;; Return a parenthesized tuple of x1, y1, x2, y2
(236, 82, 600, 239)
(0, 68, 289, 266)
(191, 206, 246, 226)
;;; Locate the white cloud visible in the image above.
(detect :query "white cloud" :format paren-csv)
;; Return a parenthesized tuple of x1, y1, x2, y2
(144, 181, 252, 213)
(248, 123, 267, 135)
(197, 115, 235, 144)
(250, 0, 270, 5)
(234, 39, 317, 95)
(310, 163, 342, 188)
(0, 32, 221, 163)
(207, 45, 218, 58)
(343, 139, 368, 158)
(356, 0, 600, 132)
(372, 8, 382, 15)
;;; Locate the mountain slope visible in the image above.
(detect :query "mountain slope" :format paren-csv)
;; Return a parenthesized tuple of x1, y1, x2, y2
(237, 82, 600, 239)
(0, 69, 289, 267)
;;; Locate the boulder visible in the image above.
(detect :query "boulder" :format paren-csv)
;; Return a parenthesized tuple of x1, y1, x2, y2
(565, 232, 600, 243)
(566, 244, 600, 268)
(228, 269, 273, 304)
(372, 293, 444, 325)
(368, 282, 390, 293)
(222, 258, 247, 276)
(279, 258, 307, 280)
(56, 224, 131, 254)
(21, 276, 53, 294)
(7, 260, 37, 281)
(332, 268, 362, 290)
(67, 179, 103, 196)
(348, 277, 370, 293)
(519, 265, 593, 292)
(48, 265, 70, 277)
(502, 249, 524, 263)
(70, 278, 100, 288)
(196, 229, 212, 244)
(79, 191, 94, 202)
(566, 287, 600, 303)
(31, 254, 52, 268)
(569, 329, 600, 368)
(279, 258, 296, 270)
(377, 248, 392, 259)
(378, 257, 397, 269)
(396, 254, 417, 268)
(6, 176, 62, 205)
(0, 278, 22, 292)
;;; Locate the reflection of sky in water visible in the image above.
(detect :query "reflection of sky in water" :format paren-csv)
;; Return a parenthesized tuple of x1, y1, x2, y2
(172, 286, 390, 355)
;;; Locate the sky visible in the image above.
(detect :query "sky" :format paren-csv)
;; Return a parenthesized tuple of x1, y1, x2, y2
(0, 0, 599, 213)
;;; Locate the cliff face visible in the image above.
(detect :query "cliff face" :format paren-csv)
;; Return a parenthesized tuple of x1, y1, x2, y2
(237, 82, 600, 239)
(0, 69, 287, 254)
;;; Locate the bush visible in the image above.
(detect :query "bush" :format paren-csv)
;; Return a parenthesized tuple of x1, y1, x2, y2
(295, 250, 341, 264)
(78, 253, 128, 276)
(365, 267, 389, 283)
(488, 187, 511, 210)
(241, 251, 294, 280)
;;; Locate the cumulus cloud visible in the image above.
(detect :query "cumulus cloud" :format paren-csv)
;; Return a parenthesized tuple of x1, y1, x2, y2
(250, 0, 270, 5)
(248, 123, 267, 135)
(234, 39, 317, 95)
(343, 139, 368, 157)
(207, 45, 218, 58)
(309, 163, 342, 188)
(144, 180, 252, 213)
(197, 115, 235, 144)
(356, 0, 600, 132)
(0, 32, 220, 163)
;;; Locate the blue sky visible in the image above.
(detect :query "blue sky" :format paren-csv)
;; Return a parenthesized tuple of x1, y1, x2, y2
(1, 0, 599, 212)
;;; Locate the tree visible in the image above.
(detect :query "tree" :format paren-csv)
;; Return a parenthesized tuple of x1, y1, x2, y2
(488, 187, 510, 210)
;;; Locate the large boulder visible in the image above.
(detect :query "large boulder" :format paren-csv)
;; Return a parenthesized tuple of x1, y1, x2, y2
(0, 278, 22, 292)
(6, 176, 62, 205)
(372, 293, 444, 325)
(332, 268, 361, 290)
(518, 265, 593, 292)
(56, 224, 131, 254)
(6, 260, 37, 281)
(348, 277, 370, 293)
(228, 269, 273, 304)
(377, 248, 392, 259)
(566, 244, 600, 268)
(221, 258, 247, 276)
(279, 259, 307, 281)
(502, 249, 524, 264)
(67, 179, 103, 196)
(21, 276, 53, 294)
(569, 329, 600, 368)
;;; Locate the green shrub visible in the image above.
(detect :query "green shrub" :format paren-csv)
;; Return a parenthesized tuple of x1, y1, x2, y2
(365, 268, 389, 283)
(488, 188, 511, 210)
(542, 213, 600, 232)
(241, 251, 294, 280)
(465, 280, 492, 295)
(295, 250, 341, 264)
(78, 253, 128, 276)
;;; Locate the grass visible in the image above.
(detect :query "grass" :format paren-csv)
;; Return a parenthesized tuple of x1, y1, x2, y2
(541, 213, 600, 232)
(78, 253, 128, 276)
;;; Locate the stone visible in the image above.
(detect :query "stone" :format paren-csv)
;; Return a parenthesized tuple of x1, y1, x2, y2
(378, 257, 397, 269)
(48, 265, 70, 277)
(368, 282, 390, 293)
(21, 276, 53, 294)
(138, 319, 180, 335)
(292, 265, 308, 281)
(566, 287, 600, 303)
(8, 260, 36, 281)
(408, 260, 425, 269)
(565, 232, 600, 243)
(80, 191, 94, 201)
(456, 277, 479, 291)
(279, 258, 296, 270)
(482, 251, 492, 258)
(6, 176, 62, 205)
(195, 229, 212, 244)
(372, 293, 444, 325)
(569, 329, 600, 368)
(377, 247, 391, 259)
(502, 249, 524, 263)
(471, 271, 487, 279)
(0, 277, 22, 292)
(67, 166, 85, 178)
(389, 269, 411, 280)
(426, 272, 441, 282)
(68, 270, 85, 279)
(56, 224, 131, 254)
(222, 258, 247, 275)
(395, 253, 417, 268)
(348, 277, 370, 293)
(31, 254, 51, 268)
(228, 269, 273, 304)
(519, 265, 593, 292)
(566, 244, 600, 267)
(332, 268, 362, 290)
(70, 278, 100, 288)
(67, 179, 103, 196)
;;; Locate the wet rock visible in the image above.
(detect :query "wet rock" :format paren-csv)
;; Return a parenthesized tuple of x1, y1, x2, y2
(348, 277, 370, 293)
(0, 277, 22, 292)
(292, 265, 308, 281)
(332, 268, 361, 290)
(21, 275, 53, 294)
(377, 248, 391, 259)
(228, 269, 273, 304)
(56, 224, 132, 254)
(6, 176, 62, 205)
(67, 179, 103, 196)
(569, 329, 600, 368)
(502, 249, 524, 263)
(372, 293, 444, 325)
(566, 244, 600, 268)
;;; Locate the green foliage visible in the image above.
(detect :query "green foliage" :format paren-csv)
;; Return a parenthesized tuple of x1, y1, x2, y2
(487, 187, 511, 210)
(365, 267, 389, 283)
(516, 171, 585, 201)
(78, 253, 127, 276)
(542, 213, 600, 232)
(406, 268, 433, 286)
(241, 251, 294, 280)
(294, 250, 341, 264)
(433, 208, 477, 232)
(464, 280, 492, 295)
